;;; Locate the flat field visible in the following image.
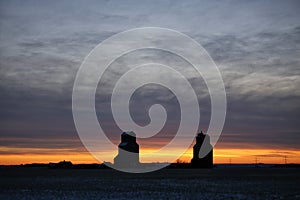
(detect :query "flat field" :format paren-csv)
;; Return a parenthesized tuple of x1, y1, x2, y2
(0, 167, 299, 199)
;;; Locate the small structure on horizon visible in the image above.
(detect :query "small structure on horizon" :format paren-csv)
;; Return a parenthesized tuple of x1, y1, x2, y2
(191, 131, 213, 168)
(49, 160, 74, 169)
(114, 131, 139, 168)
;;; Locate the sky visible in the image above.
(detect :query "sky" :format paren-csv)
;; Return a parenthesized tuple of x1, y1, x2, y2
(0, 0, 300, 164)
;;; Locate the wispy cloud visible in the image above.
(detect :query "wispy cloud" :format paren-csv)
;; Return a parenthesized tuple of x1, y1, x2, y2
(0, 0, 299, 156)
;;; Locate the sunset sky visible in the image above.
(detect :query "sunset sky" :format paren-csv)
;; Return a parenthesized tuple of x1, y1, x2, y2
(0, 0, 300, 165)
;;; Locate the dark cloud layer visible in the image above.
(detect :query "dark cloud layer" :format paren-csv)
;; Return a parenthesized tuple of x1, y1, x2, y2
(0, 0, 299, 154)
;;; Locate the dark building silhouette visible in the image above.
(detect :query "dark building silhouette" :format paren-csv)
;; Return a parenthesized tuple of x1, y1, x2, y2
(114, 131, 139, 168)
(49, 160, 74, 169)
(191, 131, 213, 168)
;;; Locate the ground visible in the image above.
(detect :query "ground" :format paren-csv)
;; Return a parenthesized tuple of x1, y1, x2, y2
(0, 167, 299, 199)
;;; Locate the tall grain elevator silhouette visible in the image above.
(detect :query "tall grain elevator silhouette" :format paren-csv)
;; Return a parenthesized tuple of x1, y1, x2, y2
(114, 131, 139, 168)
(191, 131, 213, 168)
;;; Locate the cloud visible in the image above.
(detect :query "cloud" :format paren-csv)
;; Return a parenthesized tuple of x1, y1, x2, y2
(0, 0, 300, 155)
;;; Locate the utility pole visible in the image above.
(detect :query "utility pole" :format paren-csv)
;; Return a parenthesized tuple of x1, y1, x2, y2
(284, 156, 287, 165)
(255, 156, 258, 166)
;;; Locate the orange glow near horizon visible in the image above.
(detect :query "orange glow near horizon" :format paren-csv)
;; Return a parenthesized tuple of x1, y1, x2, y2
(1, 147, 300, 165)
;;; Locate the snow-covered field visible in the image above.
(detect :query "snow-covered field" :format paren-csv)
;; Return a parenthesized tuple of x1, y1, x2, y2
(0, 168, 299, 199)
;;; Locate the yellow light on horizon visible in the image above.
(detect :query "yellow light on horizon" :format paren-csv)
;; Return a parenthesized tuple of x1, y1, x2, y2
(0, 147, 299, 165)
